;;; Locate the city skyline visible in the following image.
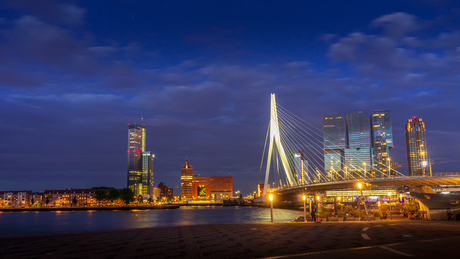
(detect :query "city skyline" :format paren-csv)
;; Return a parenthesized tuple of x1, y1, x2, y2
(1, 1, 460, 195)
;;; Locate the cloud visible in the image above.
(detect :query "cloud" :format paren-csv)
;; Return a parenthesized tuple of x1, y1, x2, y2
(371, 12, 418, 40)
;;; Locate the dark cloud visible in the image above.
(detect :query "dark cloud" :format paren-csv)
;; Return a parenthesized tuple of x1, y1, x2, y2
(1, 3, 460, 195)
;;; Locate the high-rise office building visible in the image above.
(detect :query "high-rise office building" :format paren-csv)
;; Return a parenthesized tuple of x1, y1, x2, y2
(142, 151, 154, 196)
(371, 110, 393, 177)
(127, 123, 154, 197)
(181, 160, 193, 199)
(322, 113, 346, 179)
(345, 112, 372, 178)
(406, 117, 428, 176)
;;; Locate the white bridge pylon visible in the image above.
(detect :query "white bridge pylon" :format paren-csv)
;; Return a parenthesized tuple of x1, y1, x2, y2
(263, 94, 295, 201)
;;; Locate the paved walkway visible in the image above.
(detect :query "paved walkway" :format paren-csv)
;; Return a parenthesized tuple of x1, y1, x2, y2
(1, 220, 459, 258)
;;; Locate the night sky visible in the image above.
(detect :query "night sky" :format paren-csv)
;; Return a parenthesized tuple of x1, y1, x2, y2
(1, 0, 460, 195)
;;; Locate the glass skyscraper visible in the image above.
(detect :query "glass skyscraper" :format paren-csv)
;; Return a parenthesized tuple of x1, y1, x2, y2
(322, 113, 345, 180)
(142, 151, 154, 196)
(345, 112, 372, 178)
(406, 117, 428, 176)
(127, 123, 154, 197)
(371, 110, 393, 177)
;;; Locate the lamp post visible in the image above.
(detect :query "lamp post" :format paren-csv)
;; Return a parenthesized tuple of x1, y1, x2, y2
(388, 192, 392, 220)
(269, 193, 273, 223)
(303, 195, 306, 222)
(316, 195, 320, 223)
(358, 183, 370, 221)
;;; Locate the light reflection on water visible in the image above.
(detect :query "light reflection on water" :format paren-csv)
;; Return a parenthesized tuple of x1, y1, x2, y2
(0, 206, 302, 237)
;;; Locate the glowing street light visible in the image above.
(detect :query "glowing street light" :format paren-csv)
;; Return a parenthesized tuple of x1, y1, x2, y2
(388, 192, 392, 220)
(269, 193, 274, 223)
(302, 195, 306, 222)
(358, 183, 370, 221)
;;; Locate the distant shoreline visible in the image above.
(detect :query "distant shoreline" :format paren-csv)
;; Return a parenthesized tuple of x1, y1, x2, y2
(0, 205, 180, 212)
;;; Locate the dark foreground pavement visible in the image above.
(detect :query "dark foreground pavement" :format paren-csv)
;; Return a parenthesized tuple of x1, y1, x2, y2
(1, 220, 459, 258)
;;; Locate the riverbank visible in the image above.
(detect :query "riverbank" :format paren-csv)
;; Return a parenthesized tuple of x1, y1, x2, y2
(0, 204, 179, 212)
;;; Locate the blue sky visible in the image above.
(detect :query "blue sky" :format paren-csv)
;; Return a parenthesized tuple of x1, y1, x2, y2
(1, 0, 460, 195)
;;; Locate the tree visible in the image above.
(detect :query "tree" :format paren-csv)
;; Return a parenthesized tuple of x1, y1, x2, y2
(147, 198, 154, 204)
(120, 188, 135, 206)
(107, 188, 120, 204)
(31, 197, 35, 207)
(72, 196, 78, 207)
(94, 189, 107, 206)
(138, 196, 143, 204)
(45, 197, 50, 207)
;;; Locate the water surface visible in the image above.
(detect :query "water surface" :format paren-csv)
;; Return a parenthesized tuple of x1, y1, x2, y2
(0, 206, 302, 237)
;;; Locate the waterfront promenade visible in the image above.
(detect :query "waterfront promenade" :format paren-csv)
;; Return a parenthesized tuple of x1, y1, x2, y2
(1, 220, 459, 258)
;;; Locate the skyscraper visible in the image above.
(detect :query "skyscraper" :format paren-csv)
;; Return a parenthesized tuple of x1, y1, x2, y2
(345, 112, 372, 178)
(142, 151, 154, 196)
(322, 113, 346, 180)
(406, 117, 428, 176)
(127, 123, 154, 197)
(371, 110, 393, 177)
(181, 160, 193, 199)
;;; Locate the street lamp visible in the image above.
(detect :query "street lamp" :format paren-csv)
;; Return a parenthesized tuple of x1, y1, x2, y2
(316, 195, 320, 223)
(302, 195, 306, 222)
(269, 193, 274, 223)
(388, 192, 392, 220)
(358, 183, 370, 221)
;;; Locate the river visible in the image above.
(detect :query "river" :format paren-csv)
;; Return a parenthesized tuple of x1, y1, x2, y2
(0, 206, 303, 237)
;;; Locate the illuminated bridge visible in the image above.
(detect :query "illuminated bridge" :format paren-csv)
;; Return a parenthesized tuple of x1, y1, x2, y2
(257, 94, 460, 201)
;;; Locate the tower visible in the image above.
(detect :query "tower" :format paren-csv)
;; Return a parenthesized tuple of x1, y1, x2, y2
(322, 113, 346, 180)
(181, 160, 193, 199)
(371, 110, 393, 177)
(142, 151, 154, 196)
(406, 117, 428, 176)
(345, 112, 372, 178)
(127, 123, 146, 197)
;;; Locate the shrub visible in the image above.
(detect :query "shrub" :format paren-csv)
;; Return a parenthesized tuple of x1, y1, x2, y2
(353, 210, 362, 218)
(337, 211, 346, 218)
(319, 212, 328, 218)
(344, 205, 353, 213)
(374, 211, 381, 217)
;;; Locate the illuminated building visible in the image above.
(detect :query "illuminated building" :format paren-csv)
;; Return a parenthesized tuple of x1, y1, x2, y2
(371, 110, 393, 177)
(191, 176, 233, 199)
(181, 160, 193, 199)
(127, 123, 154, 197)
(158, 182, 174, 198)
(345, 112, 372, 178)
(322, 113, 345, 178)
(406, 117, 428, 176)
(142, 151, 154, 196)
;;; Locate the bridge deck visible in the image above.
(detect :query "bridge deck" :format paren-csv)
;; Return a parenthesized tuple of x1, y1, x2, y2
(273, 174, 460, 194)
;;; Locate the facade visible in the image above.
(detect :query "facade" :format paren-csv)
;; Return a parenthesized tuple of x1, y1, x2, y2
(141, 151, 154, 196)
(127, 123, 145, 196)
(191, 176, 233, 200)
(322, 113, 346, 179)
(345, 112, 372, 178)
(127, 123, 154, 197)
(1, 191, 33, 207)
(181, 160, 193, 199)
(406, 117, 428, 176)
(158, 182, 174, 198)
(371, 110, 393, 177)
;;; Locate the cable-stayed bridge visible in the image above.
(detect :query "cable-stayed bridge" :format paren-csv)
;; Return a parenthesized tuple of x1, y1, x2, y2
(257, 94, 460, 201)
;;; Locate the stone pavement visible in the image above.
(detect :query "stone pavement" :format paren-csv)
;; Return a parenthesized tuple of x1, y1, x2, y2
(1, 220, 459, 258)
